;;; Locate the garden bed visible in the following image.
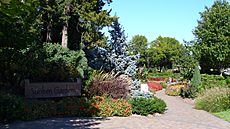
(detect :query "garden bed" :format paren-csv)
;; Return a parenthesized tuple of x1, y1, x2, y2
(147, 82, 163, 91)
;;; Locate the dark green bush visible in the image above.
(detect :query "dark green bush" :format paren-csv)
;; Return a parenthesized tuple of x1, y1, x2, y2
(23, 100, 57, 120)
(56, 97, 95, 117)
(0, 95, 99, 122)
(0, 93, 25, 122)
(0, 43, 89, 95)
(225, 77, 230, 87)
(31, 43, 88, 82)
(129, 97, 166, 116)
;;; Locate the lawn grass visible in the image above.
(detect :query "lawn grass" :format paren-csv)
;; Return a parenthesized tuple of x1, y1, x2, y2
(213, 110, 230, 122)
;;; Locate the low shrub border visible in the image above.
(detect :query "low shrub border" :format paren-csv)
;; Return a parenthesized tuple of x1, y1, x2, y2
(0, 94, 167, 122)
(0, 94, 132, 122)
(129, 97, 167, 116)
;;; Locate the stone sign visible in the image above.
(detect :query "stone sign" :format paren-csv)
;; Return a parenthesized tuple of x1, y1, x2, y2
(25, 79, 81, 98)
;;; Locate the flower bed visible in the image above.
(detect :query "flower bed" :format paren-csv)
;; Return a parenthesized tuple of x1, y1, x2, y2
(165, 84, 186, 96)
(147, 82, 163, 91)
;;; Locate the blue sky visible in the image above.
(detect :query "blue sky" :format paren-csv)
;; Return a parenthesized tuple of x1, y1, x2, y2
(104, 0, 216, 43)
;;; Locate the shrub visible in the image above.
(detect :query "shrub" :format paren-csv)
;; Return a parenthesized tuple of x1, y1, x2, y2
(129, 97, 166, 116)
(92, 96, 132, 117)
(31, 43, 88, 82)
(181, 66, 201, 98)
(0, 93, 25, 122)
(160, 82, 167, 88)
(195, 87, 230, 112)
(180, 87, 192, 98)
(87, 71, 130, 98)
(23, 100, 57, 120)
(56, 97, 96, 117)
(226, 77, 230, 87)
(0, 43, 89, 95)
(199, 74, 226, 92)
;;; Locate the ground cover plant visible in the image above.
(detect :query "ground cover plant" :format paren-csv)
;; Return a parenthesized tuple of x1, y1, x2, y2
(129, 97, 166, 116)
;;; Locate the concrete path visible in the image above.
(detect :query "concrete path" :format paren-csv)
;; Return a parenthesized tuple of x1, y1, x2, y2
(1, 90, 230, 129)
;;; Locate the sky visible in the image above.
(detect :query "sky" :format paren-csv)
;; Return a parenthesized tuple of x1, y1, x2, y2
(103, 0, 217, 43)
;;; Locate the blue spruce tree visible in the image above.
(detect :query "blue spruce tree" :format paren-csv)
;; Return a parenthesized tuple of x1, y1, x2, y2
(108, 19, 152, 98)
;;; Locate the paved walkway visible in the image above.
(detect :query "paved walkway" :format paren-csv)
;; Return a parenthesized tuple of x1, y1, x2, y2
(1, 90, 230, 129)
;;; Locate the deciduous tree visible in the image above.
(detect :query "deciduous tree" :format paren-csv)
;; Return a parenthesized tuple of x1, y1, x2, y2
(128, 35, 148, 67)
(193, 0, 230, 73)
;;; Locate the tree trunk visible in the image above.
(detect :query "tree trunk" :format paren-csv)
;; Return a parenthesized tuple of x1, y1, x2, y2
(46, 22, 52, 42)
(61, 24, 68, 48)
(61, 4, 70, 48)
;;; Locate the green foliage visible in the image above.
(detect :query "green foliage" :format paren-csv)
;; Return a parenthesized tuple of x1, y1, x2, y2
(226, 77, 230, 86)
(213, 110, 230, 122)
(199, 74, 227, 92)
(128, 35, 148, 66)
(0, 0, 40, 49)
(189, 66, 201, 98)
(0, 93, 25, 122)
(40, 43, 88, 80)
(160, 82, 167, 89)
(147, 36, 184, 69)
(195, 87, 230, 112)
(0, 43, 88, 95)
(129, 97, 166, 116)
(0, 95, 133, 122)
(176, 45, 198, 79)
(23, 100, 57, 120)
(193, 0, 230, 72)
(56, 97, 96, 117)
(148, 70, 180, 80)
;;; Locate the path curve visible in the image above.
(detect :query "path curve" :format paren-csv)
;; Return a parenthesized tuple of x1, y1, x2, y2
(1, 90, 230, 129)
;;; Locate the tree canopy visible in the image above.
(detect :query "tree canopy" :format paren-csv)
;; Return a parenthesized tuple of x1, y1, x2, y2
(147, 36, 184, 70)
(193, 0, 230, 73)
(128, 35, 148, 67)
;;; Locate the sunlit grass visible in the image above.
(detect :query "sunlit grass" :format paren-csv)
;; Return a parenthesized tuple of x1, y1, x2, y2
(213, 110, 230, 122)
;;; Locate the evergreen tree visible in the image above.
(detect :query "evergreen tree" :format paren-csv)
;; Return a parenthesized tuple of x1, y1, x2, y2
(108, 19, 138, 76)
(107, 19, 152, 98)
(190, 65, 201, 98)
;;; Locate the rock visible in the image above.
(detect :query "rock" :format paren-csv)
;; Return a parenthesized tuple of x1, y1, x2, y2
(223, 68, 230, 76)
